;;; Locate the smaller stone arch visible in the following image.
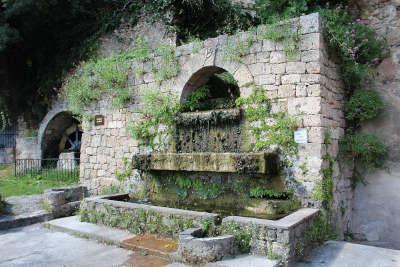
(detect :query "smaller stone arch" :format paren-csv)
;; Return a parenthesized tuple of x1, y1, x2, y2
(38, 102, 82, 159)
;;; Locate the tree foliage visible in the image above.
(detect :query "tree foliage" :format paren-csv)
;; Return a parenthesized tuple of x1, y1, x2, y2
(0, 0, 254, 124)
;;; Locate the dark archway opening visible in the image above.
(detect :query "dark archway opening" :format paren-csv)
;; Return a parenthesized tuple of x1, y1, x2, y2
(180, 67, 240, 112)
(42, 112, 82, 160)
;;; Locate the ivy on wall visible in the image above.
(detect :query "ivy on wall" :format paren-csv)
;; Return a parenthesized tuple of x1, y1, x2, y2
(64, 53, 131, 118)
(320, 8, 388, 182)
(236, 85, 298, 164)
(63, 38, 180, 120)
(127, 89, 180, 149)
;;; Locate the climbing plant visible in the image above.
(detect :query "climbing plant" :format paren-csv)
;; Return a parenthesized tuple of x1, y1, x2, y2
(236, 85, 298, 163)
(152, 44, 179, 82)
(127, 89, 180, 149)
(320, 8, 388, 183)
(340, 133, 387, 182)
(223, 22, 300, 63)
(320, 7, 388, 92)
(64, 37, 179, 118)
(115, 157, 133, 182)
(345, 90, 384, 124)
(64, 54, 131, 118)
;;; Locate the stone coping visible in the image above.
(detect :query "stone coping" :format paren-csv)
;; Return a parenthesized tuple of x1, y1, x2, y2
(222, 208, 319, 230)
(87, 194, 221, 223)
(89, 194, 317, 228)
(132, 152, 279, 174)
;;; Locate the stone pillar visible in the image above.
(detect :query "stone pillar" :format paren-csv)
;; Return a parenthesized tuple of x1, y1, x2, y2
(57, 152, 77, 170)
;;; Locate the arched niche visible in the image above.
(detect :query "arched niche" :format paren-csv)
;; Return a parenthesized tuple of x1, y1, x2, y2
(180, 66, 240, 111)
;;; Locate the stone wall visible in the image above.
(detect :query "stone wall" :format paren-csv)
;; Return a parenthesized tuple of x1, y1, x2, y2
(78, 12, 347, 229)
(15, 137, 41, 161)
(351, 0, 400, 249)
(15, 100, 69, 161)
(81, 193, 318, 265)
(221, 208, 319, 265)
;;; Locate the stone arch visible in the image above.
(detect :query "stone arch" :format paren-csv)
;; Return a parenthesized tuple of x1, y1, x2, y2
(180, 66, 241, 106)
(38, 102, 82, 159)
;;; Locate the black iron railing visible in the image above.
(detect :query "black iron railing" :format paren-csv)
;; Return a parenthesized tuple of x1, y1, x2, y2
(0, 125, 17, 149)
(0, 134, 16, 149)
(15, 158, 79, 180)
(0, 126, 17, 149)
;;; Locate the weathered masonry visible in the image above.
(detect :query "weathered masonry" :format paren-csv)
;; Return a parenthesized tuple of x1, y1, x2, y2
(77, 12, 351, 234)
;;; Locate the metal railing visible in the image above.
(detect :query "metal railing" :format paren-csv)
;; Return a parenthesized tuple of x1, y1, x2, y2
(15, 158, 79, 179)
(0, 133, 16, 149)
(0, 125, 17, 149)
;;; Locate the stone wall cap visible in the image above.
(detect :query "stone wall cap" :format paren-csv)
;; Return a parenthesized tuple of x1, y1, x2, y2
(92, 196, 220, 220)
(268, 208, 319, 229)
(222, 208, 319, 229)
(174, 12, 321, 53)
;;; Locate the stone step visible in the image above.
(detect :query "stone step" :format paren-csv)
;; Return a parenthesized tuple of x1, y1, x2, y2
(45, 216, 178, 260)
(45, 216, 279, 266)
(295, 240, 400, 267)
(166, 255, 278, 267)
(0, 211, 52, 230)
(44, 215, 134, 246)
(206, 255, 278, 267)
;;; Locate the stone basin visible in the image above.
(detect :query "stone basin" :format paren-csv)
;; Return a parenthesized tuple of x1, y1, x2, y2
(132, 152, 279, 174)
(174, 228, 236, 264)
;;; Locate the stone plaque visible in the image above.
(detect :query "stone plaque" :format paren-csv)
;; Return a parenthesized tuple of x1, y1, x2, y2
(294, 128, 308, 144)
(94, 115, 105, 126)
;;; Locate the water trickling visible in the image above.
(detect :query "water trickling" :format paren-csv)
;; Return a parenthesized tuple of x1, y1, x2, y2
(175, 108, 242, 153)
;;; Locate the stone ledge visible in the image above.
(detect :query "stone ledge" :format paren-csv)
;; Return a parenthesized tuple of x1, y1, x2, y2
(175, 227, 236, 264)
(175, 108, 242, 126)
(221, 208, 319, 265)
(0, 211, 52, 230)
(85, 194, 221, 226)
(132, 152, 279, 174)
(222, 208, 319, 230)
(44, 215, 134, 246)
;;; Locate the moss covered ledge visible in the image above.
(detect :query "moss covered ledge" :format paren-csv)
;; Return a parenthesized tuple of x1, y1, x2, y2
(175, 108, 242, 127)
(132, 152, 280, 174)
(79, 194, 220, 237)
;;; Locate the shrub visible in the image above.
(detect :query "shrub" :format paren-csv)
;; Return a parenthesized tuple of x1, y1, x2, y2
(180, 86, 210, 112)
(256, 0, 309, 24)
(221, 222, 252, 253)
(340, 133, 388, 172)
(320, 8, 388, 91)
(345, 90, 384, 123)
